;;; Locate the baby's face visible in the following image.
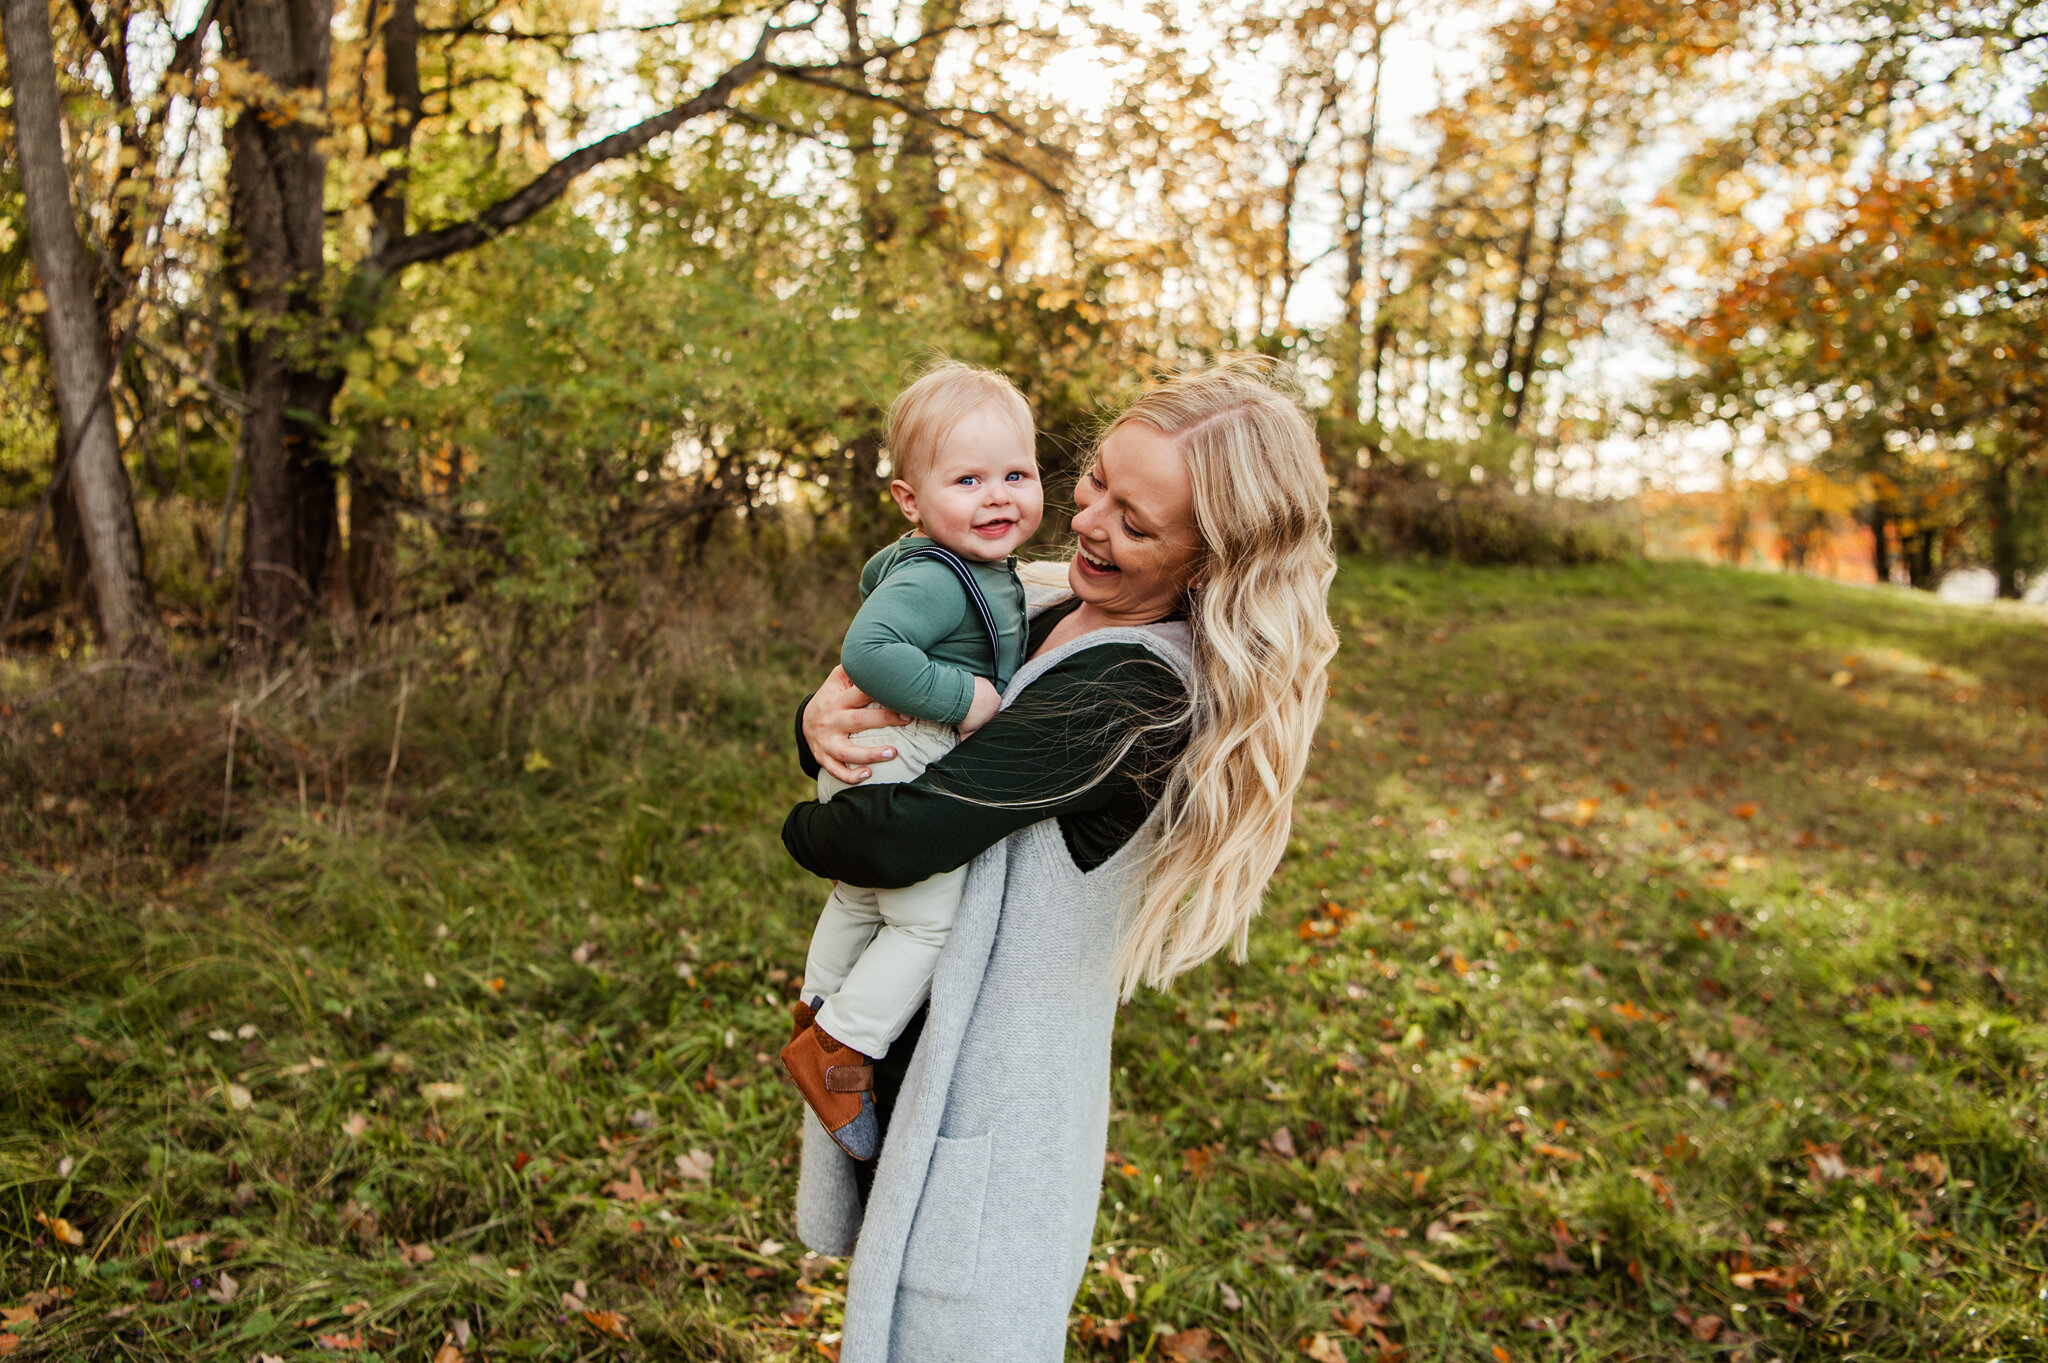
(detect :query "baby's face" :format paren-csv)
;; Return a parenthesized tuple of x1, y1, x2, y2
(894, 405, 1044, 563)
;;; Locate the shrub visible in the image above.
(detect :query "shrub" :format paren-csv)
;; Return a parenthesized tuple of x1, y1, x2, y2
(1332, 463, 1640, 566)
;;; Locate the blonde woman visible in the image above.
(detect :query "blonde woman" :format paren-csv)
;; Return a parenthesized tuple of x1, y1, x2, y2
(781, 357, 1338, 1361)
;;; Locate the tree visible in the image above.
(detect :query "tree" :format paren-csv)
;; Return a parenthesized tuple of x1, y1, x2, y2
(1662, 0, 2048, 595)
(1, 0, 160, 656)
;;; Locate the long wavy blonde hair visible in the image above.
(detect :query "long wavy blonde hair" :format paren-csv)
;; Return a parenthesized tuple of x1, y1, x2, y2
(1113, 357, 1339, 998)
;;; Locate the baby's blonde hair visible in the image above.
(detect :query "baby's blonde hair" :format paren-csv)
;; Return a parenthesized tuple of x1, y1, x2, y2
(886, 361, 1035, 486)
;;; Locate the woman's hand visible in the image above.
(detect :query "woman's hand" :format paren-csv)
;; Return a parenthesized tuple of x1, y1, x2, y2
(957, 676, 1003, 737)
(803, 666, 912, 786)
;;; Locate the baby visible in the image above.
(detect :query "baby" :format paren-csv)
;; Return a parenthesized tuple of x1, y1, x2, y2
(780, 362, 1044, 1160)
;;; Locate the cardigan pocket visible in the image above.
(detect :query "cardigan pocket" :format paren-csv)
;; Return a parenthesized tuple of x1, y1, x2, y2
(898, 1131, 993, 1300)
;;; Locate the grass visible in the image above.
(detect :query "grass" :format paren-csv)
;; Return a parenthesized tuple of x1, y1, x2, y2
(3, 559, 2046, 1362)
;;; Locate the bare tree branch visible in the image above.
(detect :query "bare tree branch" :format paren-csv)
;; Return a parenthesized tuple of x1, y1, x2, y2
(363, 19, 794, 279)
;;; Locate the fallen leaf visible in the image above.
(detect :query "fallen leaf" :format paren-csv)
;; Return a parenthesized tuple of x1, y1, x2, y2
(758, 1239, 785, 1256)
(0, 1310, 31, 1331)
(1095, 1256, 1143, 1302)
(33, 1211, 84, 1248)
(340, 1301, 371, 1318)
(400, 1242, 436, 1265)
(1268, 1126, 1298, 1159)
(1303, 1333, 1347, 1362)
(205, 1271, 239, 1303)
(314, 1332, 365, 1351)
(431, 1346, 464, 1363)
(225, 1083, 253, 1111)
(1909, 1151, 1947, 1186)
(1494, 1347, 1514, 1362)
(419, 1082, 465, 1102)
(581, 1309, 631, 1340)
(1219, 1283, 1243, 1311)
(1730, 801, 1759, 820)
(1533, 1142, 1580, 1162)
(1160, 1325, 1219, 1361)
(342, 1113, 369, 1138)
(1690, 1314, 1724, 1342)
(603, 1167, 656, 1204)
(570, 942, 596, 965)
(338, 1202, 379, 1246)
(1804, 1141, 1850, 1182)
(0, 1337, 18, 1357)
(673, 1148, 714, 1182)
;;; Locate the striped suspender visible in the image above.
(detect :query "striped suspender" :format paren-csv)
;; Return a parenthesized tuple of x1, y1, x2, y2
(898, 545, 1004, 674)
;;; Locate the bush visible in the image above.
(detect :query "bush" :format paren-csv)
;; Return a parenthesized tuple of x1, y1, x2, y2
(1333, 463, 1640, 566)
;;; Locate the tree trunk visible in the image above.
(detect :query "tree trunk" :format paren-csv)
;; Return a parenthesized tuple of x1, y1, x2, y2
(346, 434, 400, 620)
(221, 0, 339, 651)
(1901, 529, 1936, 590)
(2, 0, 161, 656)
(1985, 459, 2023, 600)
(1865, 506, 1892, 584)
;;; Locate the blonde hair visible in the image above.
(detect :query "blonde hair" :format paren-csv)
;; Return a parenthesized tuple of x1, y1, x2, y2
(1112, 357, 1339, 998)
(885, 361, 1035, 486)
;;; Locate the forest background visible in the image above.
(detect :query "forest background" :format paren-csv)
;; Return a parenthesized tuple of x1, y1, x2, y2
(1, 0, 2045, 658)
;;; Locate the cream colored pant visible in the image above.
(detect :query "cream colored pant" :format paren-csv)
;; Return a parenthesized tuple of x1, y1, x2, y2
(804, 718, 964, 1059)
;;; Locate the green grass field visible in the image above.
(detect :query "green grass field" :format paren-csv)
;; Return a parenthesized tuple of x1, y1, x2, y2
(4, 561, 2046, 1362)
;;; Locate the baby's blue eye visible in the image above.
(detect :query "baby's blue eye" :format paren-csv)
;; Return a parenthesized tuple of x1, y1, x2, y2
(1005, 471, 1024, 482)
(958, 475, 979, 486)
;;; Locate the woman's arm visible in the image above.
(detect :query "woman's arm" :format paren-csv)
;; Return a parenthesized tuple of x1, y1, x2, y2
(796, 667, 912, 786)
(783, 646, 1187, 887)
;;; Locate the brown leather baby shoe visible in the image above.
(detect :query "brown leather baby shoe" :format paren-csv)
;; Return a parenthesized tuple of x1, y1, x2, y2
(790, 995, 819, 1045)
(779, 1022, 879, 1160)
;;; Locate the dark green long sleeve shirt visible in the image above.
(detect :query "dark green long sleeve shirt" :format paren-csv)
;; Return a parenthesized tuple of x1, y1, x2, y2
(785, 599, 1190, 886)
(840, 536, 1028, 727)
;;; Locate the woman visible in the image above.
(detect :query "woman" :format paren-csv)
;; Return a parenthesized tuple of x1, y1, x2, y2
(781, 359, 1337, 1361)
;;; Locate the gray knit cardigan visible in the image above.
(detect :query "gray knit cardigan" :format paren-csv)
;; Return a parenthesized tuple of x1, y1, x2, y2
(795, 616, 1195, 1362)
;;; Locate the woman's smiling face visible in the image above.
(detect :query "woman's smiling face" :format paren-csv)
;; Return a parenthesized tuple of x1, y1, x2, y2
(1067, 422, 1204, 623)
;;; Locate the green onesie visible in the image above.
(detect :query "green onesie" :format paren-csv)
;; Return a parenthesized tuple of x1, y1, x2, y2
(840, 536, 1027, 727)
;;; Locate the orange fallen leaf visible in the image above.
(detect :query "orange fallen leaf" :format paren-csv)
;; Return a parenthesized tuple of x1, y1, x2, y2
(1730, 801, 1759, 819)
(432, 1346, 465, 1363)
(0, 1334, 18, 1357)
(314, 1332, 365, 1351)
(1494, 1347, 1514, 1362)
(32, 1212, 83, 1248)
(1533, 1142, 1580, 1162)
(581, 1309, 631, 1340)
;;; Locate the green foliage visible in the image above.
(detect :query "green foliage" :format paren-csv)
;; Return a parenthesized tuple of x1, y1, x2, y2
(5, 560, 2045, 1360)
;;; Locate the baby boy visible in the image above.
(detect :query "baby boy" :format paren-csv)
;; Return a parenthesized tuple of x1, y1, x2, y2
(780, 362, 1043, 1159)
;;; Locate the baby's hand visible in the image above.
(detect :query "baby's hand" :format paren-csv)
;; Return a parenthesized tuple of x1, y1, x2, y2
(958, 677, 1003, 736)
